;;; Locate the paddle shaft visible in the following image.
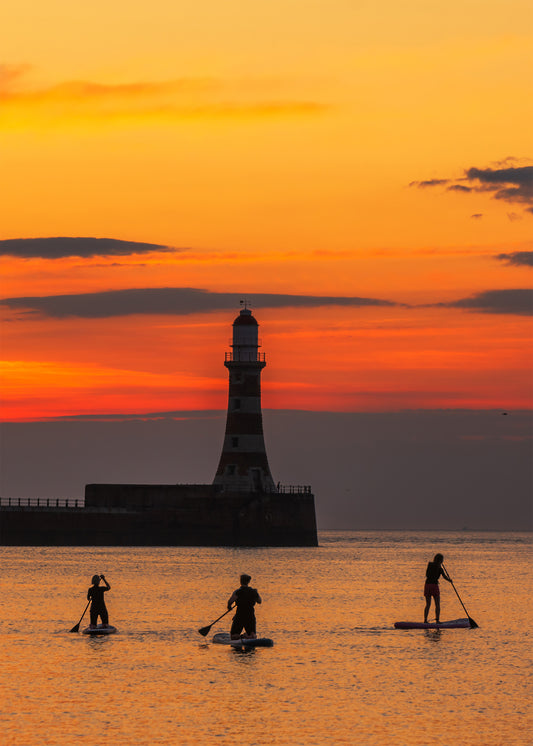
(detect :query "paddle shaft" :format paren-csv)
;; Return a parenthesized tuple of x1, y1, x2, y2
(70, 600, 90, 633)
(198, 605, 235, 636)
(442, 564, 478, 628)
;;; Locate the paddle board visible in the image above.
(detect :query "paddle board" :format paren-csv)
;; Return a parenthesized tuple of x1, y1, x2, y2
(212, 632, 274, 647)
(394, 618, 471, 629)
(82, 624, 118, 635)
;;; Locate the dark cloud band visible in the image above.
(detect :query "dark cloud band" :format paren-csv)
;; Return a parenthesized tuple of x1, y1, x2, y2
(439, 289, 533, 316)
(0, 237, 175, 259)
(0, 288, 397, 319)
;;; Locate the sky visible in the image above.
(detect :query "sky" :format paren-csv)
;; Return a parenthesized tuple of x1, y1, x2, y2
(0, 1, 532, 527)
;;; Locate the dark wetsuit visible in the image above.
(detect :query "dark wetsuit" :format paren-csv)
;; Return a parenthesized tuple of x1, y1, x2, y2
(87, 585, 109, 626)
(424, 562, 444, 598)
(230, 585, 261, 636)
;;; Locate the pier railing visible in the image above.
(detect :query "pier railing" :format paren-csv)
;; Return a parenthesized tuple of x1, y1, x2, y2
(0, 497, 83, 508)
(275, 485, 313, 494)
(214, 483, 313, 494)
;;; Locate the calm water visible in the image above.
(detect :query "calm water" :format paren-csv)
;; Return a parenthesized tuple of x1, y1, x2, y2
(0, 531, 531, 745)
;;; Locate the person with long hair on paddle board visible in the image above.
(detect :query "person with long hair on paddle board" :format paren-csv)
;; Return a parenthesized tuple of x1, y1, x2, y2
(227, 574, 262, 640)
(424, 554, 452, 624)
(87, 574, 111, 629)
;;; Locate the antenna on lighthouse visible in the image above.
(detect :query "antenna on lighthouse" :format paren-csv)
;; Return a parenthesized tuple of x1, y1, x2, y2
(240, 298, 251, 311)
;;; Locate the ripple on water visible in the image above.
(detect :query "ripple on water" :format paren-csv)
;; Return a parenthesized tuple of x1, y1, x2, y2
(0, 534, 531, 745)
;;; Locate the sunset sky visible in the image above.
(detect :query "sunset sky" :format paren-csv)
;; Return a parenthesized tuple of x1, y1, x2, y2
(1, 0, 532, 423)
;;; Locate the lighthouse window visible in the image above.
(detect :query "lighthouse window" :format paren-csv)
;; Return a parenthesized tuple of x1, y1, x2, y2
(232, 398, 241, 410)
(227, 465, 236, 475)
(232, 437, 239, 447)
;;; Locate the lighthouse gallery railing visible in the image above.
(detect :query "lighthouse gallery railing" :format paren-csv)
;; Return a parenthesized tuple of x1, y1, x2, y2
(225, 352, 266, 362)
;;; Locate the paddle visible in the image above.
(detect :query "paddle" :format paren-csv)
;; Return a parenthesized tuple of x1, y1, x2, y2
(198, 605, 235, 637)
(69, 600, 90, 633)
(443, 564, 479, 628)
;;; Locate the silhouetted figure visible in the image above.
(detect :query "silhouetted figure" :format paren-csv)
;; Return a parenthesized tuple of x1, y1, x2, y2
(87, 574, 111, 628)
(227, 573, 262, 639)
(423, 554, 451, 623)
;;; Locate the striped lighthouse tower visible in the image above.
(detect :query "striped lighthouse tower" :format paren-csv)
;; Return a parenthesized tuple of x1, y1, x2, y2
(213, 304, 276, 493)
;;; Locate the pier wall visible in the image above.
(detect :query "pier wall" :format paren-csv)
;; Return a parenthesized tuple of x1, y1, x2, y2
(0, 483, 318, 547)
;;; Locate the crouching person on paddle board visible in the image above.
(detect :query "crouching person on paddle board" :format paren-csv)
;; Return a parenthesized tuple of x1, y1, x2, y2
(423, 554, 451, 624)
(87, 574, 111, 629)
(228, 574, 262, 639)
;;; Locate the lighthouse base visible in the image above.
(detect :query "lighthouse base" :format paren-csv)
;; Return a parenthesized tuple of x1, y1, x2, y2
(0, 484, 318, 547)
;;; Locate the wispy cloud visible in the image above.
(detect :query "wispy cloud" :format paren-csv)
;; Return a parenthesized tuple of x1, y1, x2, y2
(495, 251, 533, 268)
(0, 237, 178, 259)
(44, 410, 220, 423)
(409, 178, 450, 188)
(0, 63, 32, 87)
(0, 65, 329, 125)
(410, 158, 533, 216)
(0, 288, 398, 319)
(447, 184, 472, 193)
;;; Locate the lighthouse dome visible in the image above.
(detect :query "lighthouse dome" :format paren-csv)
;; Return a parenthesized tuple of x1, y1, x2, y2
(233, 308, 258, 326)
(231, 307, 260, 350)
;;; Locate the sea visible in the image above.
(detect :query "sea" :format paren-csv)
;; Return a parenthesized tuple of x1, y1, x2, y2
(0, 531, 530, 745)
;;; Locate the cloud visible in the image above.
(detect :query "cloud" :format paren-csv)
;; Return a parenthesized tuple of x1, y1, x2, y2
(446, 184, 472, 193)
(0, 237, 177, 259)
(0, 288, 398, 319)
(410, 158, 533, 215)
(0, 66, 329, 125)
(439, 289, 533, 315)
(0, 63, 32, 87)
(42, 410, 217, 423)
(409, 178, 450, 188)
(495, 251, 533, 268)
(466, 165, 533, 207)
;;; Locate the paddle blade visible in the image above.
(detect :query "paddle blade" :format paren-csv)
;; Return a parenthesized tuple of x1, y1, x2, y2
(198, 625, 211, 637)
(468, 617, 479, 629)
(70, 601, 90, 633)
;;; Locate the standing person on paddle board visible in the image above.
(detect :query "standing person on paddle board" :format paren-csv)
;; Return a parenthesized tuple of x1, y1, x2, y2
(423, 554, 452, 624)
(227, 574, 262, 639)
(87, 574, 111, 629)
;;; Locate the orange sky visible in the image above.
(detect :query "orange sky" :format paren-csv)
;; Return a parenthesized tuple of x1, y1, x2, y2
(1, 0, 532, 421)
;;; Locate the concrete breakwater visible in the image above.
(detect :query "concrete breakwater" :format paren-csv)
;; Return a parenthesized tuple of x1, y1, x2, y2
(0, 483, 318, 546)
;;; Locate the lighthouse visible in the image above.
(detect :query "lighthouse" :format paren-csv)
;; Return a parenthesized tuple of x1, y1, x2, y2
(213, 304, 276, 493)
(28, 300, 317, 546)
(80, 303, 317, 546)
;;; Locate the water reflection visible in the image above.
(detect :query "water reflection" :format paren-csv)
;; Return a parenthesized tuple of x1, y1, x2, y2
(0, 533, 530, 745)
(230, 646, 257, 658)
(423, 629, 442, 642)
